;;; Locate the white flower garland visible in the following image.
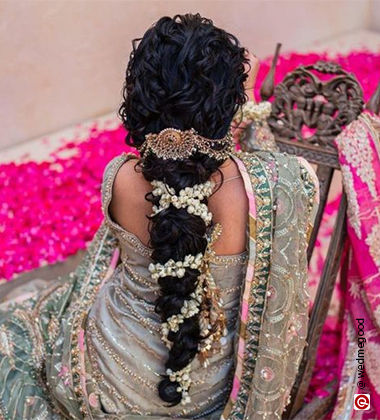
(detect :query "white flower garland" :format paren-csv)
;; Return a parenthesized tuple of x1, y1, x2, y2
(160, 278, 204, 345)
(234, 100, 272, 124)
(150, 180, 215, 226)
(148, 253, 203, 280)
(149, 179, 227, 405)
(166, 364, 192, 405)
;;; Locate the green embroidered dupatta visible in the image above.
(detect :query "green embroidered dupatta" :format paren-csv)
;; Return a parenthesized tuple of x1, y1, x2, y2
(0, 150, 318, 420)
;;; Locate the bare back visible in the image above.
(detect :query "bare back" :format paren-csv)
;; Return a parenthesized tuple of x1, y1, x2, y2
(109, 156, 248, 255)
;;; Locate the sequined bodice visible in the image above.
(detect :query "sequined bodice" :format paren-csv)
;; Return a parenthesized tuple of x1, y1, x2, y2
(84, 153, 248, 418)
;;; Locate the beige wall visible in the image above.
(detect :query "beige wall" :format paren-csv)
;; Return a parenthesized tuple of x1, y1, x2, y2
(0, 0, 373, 150)
(370, 0, 380, 29)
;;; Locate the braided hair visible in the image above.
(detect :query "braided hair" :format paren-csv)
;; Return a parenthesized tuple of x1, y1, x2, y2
(118, 13, 249, 406)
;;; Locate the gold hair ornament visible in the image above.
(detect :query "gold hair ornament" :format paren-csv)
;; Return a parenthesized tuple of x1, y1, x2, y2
(140, 127, 234, 161)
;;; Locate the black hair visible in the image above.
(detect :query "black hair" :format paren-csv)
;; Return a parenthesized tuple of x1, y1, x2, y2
(118, 13, 248, 406)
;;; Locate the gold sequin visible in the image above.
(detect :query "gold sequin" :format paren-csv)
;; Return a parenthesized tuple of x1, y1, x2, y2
(87, 319, 157, 391)
(113, 287, 160, 333)
(86, 335, 144, 415)
(104, 294, 162, 359)
(123, 262, 160, 294)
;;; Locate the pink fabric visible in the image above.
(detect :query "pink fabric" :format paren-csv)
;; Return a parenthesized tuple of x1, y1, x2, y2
(99, 248, 120, 289)
(222, 154, 257, 411)
(333, 111, 380, 419)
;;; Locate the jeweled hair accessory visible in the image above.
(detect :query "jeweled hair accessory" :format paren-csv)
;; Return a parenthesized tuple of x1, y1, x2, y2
(140, 127, 233, 161)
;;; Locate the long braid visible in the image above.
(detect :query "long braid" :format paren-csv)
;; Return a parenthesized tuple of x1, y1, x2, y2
(141, 153, 222, 404)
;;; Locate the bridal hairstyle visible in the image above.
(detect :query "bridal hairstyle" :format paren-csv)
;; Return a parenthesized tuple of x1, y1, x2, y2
(119, 13, 249, 406)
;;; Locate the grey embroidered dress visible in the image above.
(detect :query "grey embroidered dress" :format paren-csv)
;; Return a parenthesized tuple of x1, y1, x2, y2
(82, 153, 248, 417)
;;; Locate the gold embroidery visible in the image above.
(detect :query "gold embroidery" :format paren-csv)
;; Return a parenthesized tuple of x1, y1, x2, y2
(112, 227, 153, 258)
(341, 164, 362, 239)
(115, 285, 156, 313)
(98, 318, 162, 378)
(181, 385, 231, 416)
(336, 118, 376, 199)
(12, 308, 45, 372)
(86, 334, 144, 415)
(192, 357, 233, 386)
(0, 325, 14, 360)
(113, 287, 160, 333)
(32, 281, 69, 318)
(87, 318, 157, 391)
(68, 225, 117, 418)
(222, 285, 243, 294)
(209, 252, 248, 266)
(47, 315, 60, 346)
(366, 223, 380, 268)
(104, 295, 162, 359)
(123, 262, 160, 293)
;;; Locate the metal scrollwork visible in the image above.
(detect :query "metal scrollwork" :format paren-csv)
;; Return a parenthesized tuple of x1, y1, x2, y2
(268, 61, 364, 151)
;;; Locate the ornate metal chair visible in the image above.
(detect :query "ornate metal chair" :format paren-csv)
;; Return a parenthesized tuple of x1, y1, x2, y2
(253, 46, 380, 419)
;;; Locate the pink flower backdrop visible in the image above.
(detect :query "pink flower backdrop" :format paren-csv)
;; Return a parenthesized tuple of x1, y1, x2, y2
(0, 128, 133, 279)
(1, 49, 380, 405)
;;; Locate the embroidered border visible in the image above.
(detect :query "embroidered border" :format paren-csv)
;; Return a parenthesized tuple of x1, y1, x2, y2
(66, 224, 119, 418)
(221, 152, 273, 419)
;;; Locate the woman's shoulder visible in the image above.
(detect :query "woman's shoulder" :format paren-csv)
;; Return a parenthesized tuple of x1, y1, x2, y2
(101, 152, 139, 208)
(101, 151, 153, 246)
(102, 152, 139, 187)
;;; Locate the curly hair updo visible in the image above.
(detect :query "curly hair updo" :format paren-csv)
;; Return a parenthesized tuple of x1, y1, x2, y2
(118, 13, 249, 406)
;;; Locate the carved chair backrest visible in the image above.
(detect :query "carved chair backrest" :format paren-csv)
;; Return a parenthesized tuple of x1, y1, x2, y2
(260, 59, 365, 418)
